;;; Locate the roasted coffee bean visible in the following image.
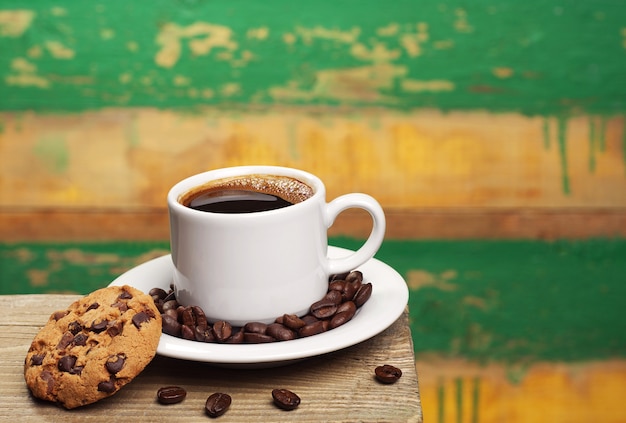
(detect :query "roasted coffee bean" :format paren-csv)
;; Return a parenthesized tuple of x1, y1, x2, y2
(301, 314, 319, 325)
(282, 314, 306, 330)
(58, 355, 77, 372)
(354, 282, 373, 307)
(328, 280, 346, 292)
(329, 310, 354, 329)
(181, 307, 195, 327)
(192, 306, 208, 328)
(244, 332, 275, 343)
(310, 298, 338, 319)
(212, 321, 232, 342)
(266, 323, 296, 341)
(105, 354, 125, 374)
(149, 287, 168, 301)
(162, 299, 178, 311)
(330, 271, 350, 282)
(226, 329, 245, 344)
(157, 386, 187, 405)
(205, 392, 231, 417)
(342, 282, 358, 302)
(299, 320, 326, 337)
(324, 290, 343, 305)
(336, 300, 357, 315)
(180, 324, 195, 340)
(244, 321, 268, 334)
(194, 325, 215, 342)
(161, 314, 182, 337)
(271, 388, 300, 411)
(346, 270, 363, 285)
(375, 364, 403, 384)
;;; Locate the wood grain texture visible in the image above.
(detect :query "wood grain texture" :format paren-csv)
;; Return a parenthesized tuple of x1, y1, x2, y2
(2, 208, 626, 241)
(0, 295, 422, 422)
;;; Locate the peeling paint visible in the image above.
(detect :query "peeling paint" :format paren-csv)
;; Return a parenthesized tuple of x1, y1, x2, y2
(402, 79, 455, 92)
(0, 9, 35, 37)
(155, 22, 237, 68)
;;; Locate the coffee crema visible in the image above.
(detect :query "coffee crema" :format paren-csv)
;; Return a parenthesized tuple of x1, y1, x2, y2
(179, 174, 315, 214)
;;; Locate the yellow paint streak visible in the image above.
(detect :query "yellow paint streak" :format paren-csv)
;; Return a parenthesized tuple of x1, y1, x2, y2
(155, 22, 238, 68)
(295, 25, 360, 44)
(407, 269, 458, 291)
(434, 39, 455, 50)
(5, 57, 49, 88)
(493, 67, 514, 78)
(0, 9, 35, 37)
(45, 40, 75, 59)
(247, 26, 269, 40)
(100, 28, 115, 40)
(351, 42, 401, 62)
(220, 82, 241, 97)
(454, 8, 474, 33)
(50, 7, 67, 17)
(418, 359, 626, 423)
(27, 45, 43, 58)
(269, 64, 407, 103)
(402, 79, 455, 92)
(376, 23, 400, 37)
(173, 75, 191, 87)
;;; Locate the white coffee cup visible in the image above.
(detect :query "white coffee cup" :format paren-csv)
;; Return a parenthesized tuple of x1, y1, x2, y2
(167, 165, 386, 326)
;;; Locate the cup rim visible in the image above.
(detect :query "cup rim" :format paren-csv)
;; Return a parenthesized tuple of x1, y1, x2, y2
(167, 165, 324, 218)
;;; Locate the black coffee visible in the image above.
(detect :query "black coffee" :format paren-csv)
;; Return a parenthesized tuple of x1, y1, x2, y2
(189, 190, 293, 213)
(180, 174, 314, 214)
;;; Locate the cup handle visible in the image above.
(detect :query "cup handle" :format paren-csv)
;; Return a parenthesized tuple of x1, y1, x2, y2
(324, 193, 386, 275)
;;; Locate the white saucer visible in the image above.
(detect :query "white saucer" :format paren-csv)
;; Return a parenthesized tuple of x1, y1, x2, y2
(109, 246, 408, 367)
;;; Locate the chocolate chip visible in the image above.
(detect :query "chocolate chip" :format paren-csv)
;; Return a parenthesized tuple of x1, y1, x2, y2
(97, 378, 116, 393)
(58, 355, 77, 372)
(132, 311, 151, 329)
(106, 320, 124, 337)
(68, 321, 83, 335)
(52, 310, 68, 321)
(86, 302, 100, 311)
(90, 319, 108, 333)
(118, 290, 133, 300)
(72, 332, 88, 346)
(30, 353, 45, 366)
(56, 332, 74, 350)
(105, 354, 126, 374)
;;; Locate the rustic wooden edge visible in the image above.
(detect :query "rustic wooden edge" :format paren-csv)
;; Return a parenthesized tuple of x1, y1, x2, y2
(0, 295, 422, 422)
(2, 208, 626, 241)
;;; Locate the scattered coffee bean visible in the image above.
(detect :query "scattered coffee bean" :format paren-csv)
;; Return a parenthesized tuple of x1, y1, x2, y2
(157, 386, 187, 405)
(205, 392, 232, 417)
(374, 364, 403, 384)
(354, 282, 373, 308)
(271, 388, 301, 411)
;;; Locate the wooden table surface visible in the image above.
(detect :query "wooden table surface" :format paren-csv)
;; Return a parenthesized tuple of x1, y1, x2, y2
(0, 294, 422, 422)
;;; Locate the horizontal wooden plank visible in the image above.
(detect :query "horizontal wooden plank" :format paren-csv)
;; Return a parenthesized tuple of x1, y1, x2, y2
(0, 295, 421, 422)
(2, 208, 626, 241)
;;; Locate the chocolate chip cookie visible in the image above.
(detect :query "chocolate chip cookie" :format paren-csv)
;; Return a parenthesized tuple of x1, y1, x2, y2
(24, 285, 162, 409)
